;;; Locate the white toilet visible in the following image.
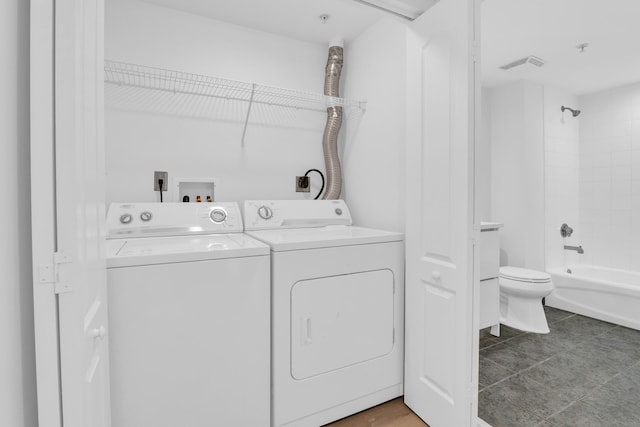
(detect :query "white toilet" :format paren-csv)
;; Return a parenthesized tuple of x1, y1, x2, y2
(499, 266, 554, 334)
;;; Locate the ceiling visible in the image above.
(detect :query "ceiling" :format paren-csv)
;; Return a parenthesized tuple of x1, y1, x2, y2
(138, 0, 391, 45)
(140, 0, 640, 95)
(481, 0, 640, 95)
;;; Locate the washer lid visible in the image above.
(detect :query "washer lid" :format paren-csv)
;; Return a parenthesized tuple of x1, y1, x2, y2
(246, 225, 403, 252)
(500, 266, 551, 283)
(107, 233, 269, 268)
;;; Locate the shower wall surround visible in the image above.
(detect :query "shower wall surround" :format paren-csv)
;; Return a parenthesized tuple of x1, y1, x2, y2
(579, 83, 640, 272)
(544, 87, 580, 269)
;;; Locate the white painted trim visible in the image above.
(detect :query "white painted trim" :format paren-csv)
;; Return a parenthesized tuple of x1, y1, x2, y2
(30, 0, 62, 426)
(471, 0, 482, 421)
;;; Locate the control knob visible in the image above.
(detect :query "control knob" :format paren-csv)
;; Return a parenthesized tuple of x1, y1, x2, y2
(210, 208, 227, 223)
(119, 214, 132, 224)
(258, 205, 273, 220)
(140, 211, 152, 222)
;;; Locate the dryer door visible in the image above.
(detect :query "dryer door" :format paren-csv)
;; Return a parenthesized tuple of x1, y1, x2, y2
(291, 269, 394, 379)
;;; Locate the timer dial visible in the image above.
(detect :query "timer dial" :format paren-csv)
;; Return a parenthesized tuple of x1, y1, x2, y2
(210, 208, 227, 223)
(258, 205, 273, 220)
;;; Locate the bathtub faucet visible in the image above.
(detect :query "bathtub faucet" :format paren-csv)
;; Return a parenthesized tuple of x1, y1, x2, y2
(564, 245, 584, 254)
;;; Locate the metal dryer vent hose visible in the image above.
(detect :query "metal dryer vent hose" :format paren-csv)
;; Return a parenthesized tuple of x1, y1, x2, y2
(321, 40, 344, 200)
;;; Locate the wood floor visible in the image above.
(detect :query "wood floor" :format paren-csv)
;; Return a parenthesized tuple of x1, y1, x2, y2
(324, 398, 429, 427)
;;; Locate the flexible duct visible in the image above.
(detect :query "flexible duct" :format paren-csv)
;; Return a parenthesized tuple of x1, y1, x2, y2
(321, 42, 344, 200)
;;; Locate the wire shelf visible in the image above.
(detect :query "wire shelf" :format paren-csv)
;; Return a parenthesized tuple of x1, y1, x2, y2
(104, 60, 366, 145)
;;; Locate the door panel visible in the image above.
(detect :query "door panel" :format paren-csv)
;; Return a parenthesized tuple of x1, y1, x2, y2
(404, 1, 479, 426)
(421, 36, 453, 256)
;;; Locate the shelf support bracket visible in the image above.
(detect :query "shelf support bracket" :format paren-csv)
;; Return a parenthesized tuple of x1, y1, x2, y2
(241, 83, 256, 147)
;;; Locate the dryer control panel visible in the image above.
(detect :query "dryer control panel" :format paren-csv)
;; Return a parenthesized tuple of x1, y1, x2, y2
(107, 202, 243, 238)
(244, 200, 352, 231)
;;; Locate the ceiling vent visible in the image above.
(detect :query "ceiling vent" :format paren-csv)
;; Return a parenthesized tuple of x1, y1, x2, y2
(499, 55, 546, 71)
(351, 0, 440, 20)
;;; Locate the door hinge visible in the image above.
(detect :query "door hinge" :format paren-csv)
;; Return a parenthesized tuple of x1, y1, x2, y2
(472, 42, 481, 63)
(54, 281, 72, 294)
(38, 258, 72, 294)
(38, 252, 71, 294)
(392, 328, 395, 344)
(38, 264, 55, 284)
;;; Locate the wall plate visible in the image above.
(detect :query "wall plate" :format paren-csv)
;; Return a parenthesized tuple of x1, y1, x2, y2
(154, 171, 168, 191)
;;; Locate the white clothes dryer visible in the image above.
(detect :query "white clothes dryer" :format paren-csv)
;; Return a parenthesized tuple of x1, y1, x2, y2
(244, 199, 404, 427)
(106, 202, 270, 427)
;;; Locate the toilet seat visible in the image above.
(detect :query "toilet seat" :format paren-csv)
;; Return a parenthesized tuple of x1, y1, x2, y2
(500, 266, 551, 283)
(499, 276, 554, 298)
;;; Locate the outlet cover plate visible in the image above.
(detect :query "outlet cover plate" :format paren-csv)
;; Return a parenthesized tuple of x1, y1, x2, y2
(154, 171, 168, 191)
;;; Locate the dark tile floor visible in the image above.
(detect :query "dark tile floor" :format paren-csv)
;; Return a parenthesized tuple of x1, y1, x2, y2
(478, 306, 640, 427)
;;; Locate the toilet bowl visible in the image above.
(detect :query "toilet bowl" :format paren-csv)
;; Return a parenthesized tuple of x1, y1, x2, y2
(499, 266, 554, 334)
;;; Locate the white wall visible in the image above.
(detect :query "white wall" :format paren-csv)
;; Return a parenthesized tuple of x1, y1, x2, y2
(476, 87, 493, 222)
(0, 0, 38, 426)
(489, 81, 545, 270)
(544, 87, 581, 269)
(341, 19, 406, 232)
(105, 0, 331, 204)
(579, 83, 640, 271)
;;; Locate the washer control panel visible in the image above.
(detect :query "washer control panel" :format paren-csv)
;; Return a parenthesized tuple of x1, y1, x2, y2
(244, 200, 352, 231)
(107, 202, 242, 238)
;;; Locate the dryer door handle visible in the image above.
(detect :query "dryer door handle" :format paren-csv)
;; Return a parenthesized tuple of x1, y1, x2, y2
(301, 317, 312, 346)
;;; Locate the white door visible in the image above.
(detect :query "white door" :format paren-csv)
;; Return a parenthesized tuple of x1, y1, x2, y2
(55, 0, 111, 426)
(404, 0, 480, 426)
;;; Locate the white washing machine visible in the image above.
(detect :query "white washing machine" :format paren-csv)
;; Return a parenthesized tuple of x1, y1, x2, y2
(244, 200, 405, 427)
(106, 202, 270, 427)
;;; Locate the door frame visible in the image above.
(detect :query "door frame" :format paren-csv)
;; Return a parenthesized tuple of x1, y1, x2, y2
(30, 1, 110, 426)
(30, 0, 63, 425)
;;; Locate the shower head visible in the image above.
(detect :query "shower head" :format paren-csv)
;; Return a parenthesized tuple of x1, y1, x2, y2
(561, 106, 581, 117)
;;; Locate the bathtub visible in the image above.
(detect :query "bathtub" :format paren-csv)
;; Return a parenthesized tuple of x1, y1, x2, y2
(546, 265, 640, 331)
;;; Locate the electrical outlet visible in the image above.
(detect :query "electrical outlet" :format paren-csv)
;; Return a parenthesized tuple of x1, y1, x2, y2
(296, 176, 310, 192)
(154, 171, 168, 191)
